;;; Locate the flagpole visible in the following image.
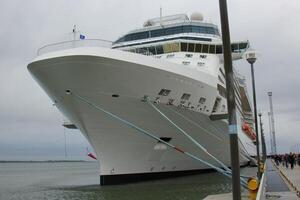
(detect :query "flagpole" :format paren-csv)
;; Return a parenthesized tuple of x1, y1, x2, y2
(72, 25, 77, 41)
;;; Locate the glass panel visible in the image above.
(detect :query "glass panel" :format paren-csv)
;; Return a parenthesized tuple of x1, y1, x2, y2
(202, 44, 209, 53)
(195, 44, 202, 52)
(156, 45, 164, 54)
(182, 25, 192, 33)
(181, 43, 188, 52)
(231, 43, 239, 52)
(209, 45, 216, 54)
(151, 29, 165, 37)
(188, 43, 195, 52)
(148, 46, 156, 55)
(239, 42, 248, 50)
(216, 45, 223, 54)
(163, 43, 180, 53)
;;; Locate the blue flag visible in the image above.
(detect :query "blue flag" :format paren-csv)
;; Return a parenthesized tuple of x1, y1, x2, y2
(80, 34, 85, 40)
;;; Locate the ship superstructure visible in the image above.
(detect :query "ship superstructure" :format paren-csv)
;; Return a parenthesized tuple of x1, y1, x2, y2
(28, 13, 256, 185)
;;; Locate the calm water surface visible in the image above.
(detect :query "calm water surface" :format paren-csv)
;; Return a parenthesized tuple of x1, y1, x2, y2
(0, 162, 255, 200)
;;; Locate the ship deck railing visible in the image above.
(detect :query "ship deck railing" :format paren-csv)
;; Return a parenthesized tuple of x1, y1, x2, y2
(37, 39, 153, 56)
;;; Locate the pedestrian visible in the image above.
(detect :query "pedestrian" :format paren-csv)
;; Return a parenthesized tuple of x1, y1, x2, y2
(284, 154, 289, 169)
(275, 154, 279, 166)
(297, 154, 300, 166)
(288, 152, 295, 169)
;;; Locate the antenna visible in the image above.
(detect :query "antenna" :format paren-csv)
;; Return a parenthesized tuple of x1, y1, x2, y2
(72, 25, 77, 41)
(268, 92, 277, 154)
(160, 7, 163, 27)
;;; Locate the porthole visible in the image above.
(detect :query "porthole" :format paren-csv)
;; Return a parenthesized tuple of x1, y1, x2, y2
(199, 97, 206, 104)
(185, 54, 193, 58)
(181, 93, 191, 100)
(158, 89, 171, 96)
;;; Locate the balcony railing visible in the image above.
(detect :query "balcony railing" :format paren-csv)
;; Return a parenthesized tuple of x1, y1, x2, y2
(37, 39, 113, 55)
(37, 39, 154, 57)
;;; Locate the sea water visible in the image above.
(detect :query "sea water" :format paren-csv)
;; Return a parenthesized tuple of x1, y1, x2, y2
(0, 161, 255, 200)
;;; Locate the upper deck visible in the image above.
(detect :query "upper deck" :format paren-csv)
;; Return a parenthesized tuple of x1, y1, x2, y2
(113, 13, 221, 48)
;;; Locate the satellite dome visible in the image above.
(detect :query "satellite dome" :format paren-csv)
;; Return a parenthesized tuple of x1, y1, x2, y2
(190, 12, 204, 21)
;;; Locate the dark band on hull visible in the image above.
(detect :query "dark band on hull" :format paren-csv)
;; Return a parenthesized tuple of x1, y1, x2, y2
(100, 168, 215, 185)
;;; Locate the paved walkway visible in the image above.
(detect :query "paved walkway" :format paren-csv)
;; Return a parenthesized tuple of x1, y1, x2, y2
(276, 162, 300, 196)
(266, 159, 289, 192)
(266, 160, 299, 200)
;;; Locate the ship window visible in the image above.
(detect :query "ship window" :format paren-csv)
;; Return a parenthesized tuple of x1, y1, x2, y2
(231, 43, 239, 52)
(188, 43, 195, 52)
(163, 43, 180, 53)
(182, 25, 192, 33)
(216, 45, 223, 54)
(181, 43, 188, 52)
(158, 89, 171, 96)
(217, 84, 227, 98)
(181, 93, 191, 100)
(199, 97, 206, 104)
(239, 42, 248, 51)
(151, 29, 164, 37)
(209, 45, 216, 54)
(200, 54, 207, 59)
(212, 97, 222, 113)
(202, 44, 209, 53)
(156, 45, 164, 54)
(159, 137, 172, 143)
(147, 46, 156, 55)
(185, 54, 193, 58)
(195, 44, 202, 52)
(182, 61, 190, 65)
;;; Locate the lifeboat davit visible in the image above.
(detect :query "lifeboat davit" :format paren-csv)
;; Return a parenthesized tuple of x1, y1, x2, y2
(242, 123, 256, 141)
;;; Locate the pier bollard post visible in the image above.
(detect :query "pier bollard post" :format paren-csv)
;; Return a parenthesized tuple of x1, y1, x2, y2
(218, 0, 241, 199)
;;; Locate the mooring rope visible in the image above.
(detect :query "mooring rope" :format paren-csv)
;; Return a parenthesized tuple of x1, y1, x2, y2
(67, 90, 248, 187)
(147, 102, 232, 174)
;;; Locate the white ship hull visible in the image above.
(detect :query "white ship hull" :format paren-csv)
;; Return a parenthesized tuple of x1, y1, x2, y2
(28, 47, 256, 184)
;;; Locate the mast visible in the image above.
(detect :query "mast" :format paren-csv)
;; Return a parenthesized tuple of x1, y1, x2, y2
(268, 92, 277, 154)
(268, 112, 274, 155)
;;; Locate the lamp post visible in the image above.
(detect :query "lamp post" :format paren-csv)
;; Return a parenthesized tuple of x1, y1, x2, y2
(246, 51, 261, 179)
(258, 113, 266, 163)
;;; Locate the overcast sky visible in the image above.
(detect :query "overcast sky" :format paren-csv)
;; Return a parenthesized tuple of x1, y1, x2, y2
(0, 0, 299, 160)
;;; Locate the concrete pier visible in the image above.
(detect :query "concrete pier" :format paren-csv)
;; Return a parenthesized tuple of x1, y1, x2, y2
(204, 159, 300, 200)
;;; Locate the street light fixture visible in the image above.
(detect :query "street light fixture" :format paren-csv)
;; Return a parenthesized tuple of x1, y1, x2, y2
(246, 50, 261, 179)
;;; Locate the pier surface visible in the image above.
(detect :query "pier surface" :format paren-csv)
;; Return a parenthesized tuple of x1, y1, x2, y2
(204, 159, 300, 200)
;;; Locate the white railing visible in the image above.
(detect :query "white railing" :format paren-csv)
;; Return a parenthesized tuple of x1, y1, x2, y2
(124, 48, 153, 56)
(37, 39, 113, 55)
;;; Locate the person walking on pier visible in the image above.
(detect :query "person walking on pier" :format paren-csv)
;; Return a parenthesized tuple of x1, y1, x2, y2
(288, 152, 295, 169)
(284, 154, 289, 168)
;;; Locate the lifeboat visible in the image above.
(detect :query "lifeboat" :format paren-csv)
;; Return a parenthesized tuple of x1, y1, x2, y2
(242, 123, 256, 141)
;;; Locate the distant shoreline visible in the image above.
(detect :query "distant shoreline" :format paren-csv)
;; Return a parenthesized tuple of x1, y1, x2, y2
(0, 160, 96, 163)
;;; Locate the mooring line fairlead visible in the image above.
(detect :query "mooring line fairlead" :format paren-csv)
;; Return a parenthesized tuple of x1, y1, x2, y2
(67, 90, 248, 187)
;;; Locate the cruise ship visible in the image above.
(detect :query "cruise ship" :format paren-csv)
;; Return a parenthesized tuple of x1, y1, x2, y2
(28, 13, 257, 185)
